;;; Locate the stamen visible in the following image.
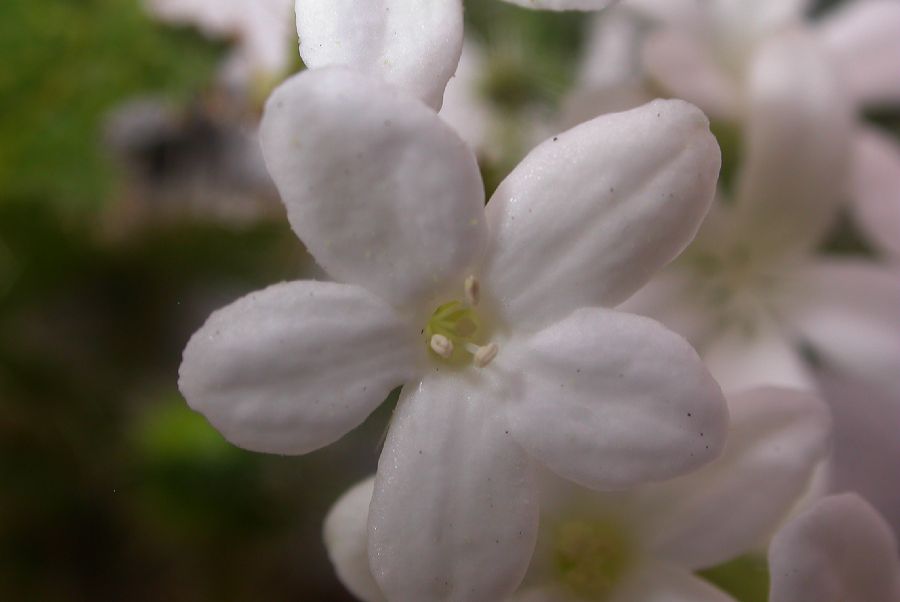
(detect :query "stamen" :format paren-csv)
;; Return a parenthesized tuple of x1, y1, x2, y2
(429, 334, 454, 359)
(470, 342, 499, 368)
(464, 275, 480, 306)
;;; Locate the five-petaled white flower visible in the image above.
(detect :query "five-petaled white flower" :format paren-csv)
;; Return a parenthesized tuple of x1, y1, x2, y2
(179, 66, 727, 601)
(324, 387, 831, 602)
(294, 0, 621, 111)
(768, 493, 900, 602)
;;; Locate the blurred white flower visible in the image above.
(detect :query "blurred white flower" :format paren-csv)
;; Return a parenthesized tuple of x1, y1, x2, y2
(325, 387, 831, 602)
(561, 6, 656, 126)
(179, 67, 727, 601)
(634, 0, 900, 259)
(147, 0, 295, 86)
(513, 388, 831, 602)
(768, 493, 900, 602)
(618, 22, 900, 533)
(813, 367, 900, 540)
(438, 38, 560, 164)
(438, 41, 496, 157)
(571, 0, 900, 260)
(622, 29, 900, 389)
(850, 126, 900, 261)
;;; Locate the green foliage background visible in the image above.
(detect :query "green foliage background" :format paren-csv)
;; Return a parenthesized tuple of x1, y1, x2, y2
(0, 0, 222, 211)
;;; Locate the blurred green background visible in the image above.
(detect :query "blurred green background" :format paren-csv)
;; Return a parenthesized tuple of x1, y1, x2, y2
(0, 0, 886, 600)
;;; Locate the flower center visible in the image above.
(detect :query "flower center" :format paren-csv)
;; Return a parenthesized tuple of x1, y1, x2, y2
(683, 244, 781, 327)
(553, 518, 633, 601)
(424, 276, 499, 368)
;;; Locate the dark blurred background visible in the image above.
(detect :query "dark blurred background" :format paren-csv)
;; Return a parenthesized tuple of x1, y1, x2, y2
(0, 0, 876, 600)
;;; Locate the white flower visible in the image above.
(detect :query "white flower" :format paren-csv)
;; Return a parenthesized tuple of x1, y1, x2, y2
(634, 0, 900, 260)
(146, 0, 295, 85)
(622, 28, 900, 389)
(768, 493, 900, 602)
(571, 0, 900, 260)
(616, 26, 900, 539)
(440, 38, 564, 164)
(554, 2, 900, 545)
(851, 126, 900, 261)
(439, 41, 495, 156)
(813, 368, 900, 541)
(324, 387, 831, 602)
(561, 6, 657, 127)
(179, 66, 727, 601)
(294, 0, 621, 110)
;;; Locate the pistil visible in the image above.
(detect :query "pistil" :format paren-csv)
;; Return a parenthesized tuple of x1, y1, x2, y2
(423, 276, 499, 368)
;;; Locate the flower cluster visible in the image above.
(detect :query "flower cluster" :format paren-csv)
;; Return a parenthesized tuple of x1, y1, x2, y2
(177, 1, 900, 601)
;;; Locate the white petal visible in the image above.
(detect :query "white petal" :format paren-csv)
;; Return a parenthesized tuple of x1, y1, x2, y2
(499, 0, 618, 11)
(789, 260, 900, 391)
(851, 127, 900, 258)
(818, 0, 900, 107)
(369, 374, 539, 602)
(817, 368, 900, 536)
(626, 0, 703, 27)
(561, 83, 653, 129)
(617, 271, 716, 346)
(578, 9, 646, 91)
(506, 307, 727, 491)
(439, 41, 492, 154)
(769, 493, 900, 602)
(710, 0, 811, 44)
(480, 99, 720, 331)
(295, 0, 463, 109)
(612, 562, 737, 602)
(562, 8, 654, 126)
(324, 477, 386, 602)
(702, 322, 814, 395)
(640, 387, 832, 570)
(732, 30, 853, 257)
(642, 30, 741, 120)
(260, 68, 487, 311)
(178, 281, 418, 454)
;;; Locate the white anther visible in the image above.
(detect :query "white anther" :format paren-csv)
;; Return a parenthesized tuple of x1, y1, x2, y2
(472, 343, 499, 368)
(464, 275, 480, 306)
(430, 334, 454, 359)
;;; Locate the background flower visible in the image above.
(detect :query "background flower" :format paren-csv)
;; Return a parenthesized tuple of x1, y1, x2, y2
(564, 0, 900, 536)
(324, 387, 832, 602)
(768, 493, 900, 602)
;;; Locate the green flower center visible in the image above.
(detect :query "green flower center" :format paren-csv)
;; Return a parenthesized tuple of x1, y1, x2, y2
(423, 277, 498, 368)
(553, 519, 633, 601)
(424, 300, 481, 360)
